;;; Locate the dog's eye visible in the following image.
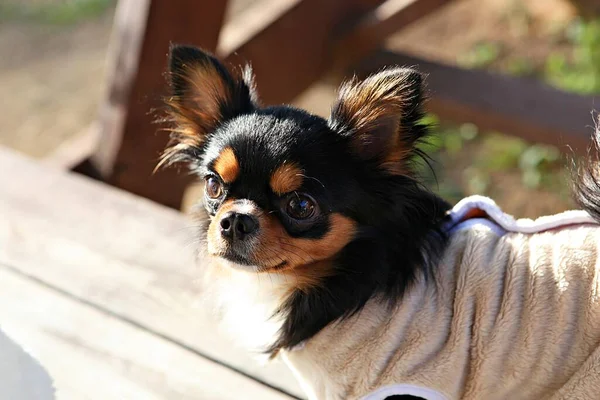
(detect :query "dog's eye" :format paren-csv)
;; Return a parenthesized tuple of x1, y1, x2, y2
(286, 194, 317, 220)
(205, 176, 223, 199)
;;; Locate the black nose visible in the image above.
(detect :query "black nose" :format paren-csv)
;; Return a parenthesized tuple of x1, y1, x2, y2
(220, 212, 259, 240)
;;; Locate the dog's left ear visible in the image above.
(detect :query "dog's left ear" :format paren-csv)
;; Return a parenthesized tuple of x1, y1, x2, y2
(158, 44, 259, 169)
(328, 68, 427, 175)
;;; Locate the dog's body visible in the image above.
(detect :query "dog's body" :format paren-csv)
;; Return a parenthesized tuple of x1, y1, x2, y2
(283, 205, 600, 399)
(158, 45, 600, 400)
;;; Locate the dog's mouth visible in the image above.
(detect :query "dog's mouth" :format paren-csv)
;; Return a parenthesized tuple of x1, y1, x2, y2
(215, 249, 289, 272)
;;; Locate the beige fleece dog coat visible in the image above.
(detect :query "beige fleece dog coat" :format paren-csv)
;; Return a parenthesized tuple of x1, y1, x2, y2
(281, 196, 600, 400)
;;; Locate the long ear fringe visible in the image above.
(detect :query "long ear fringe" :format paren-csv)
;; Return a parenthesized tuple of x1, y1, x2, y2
(328, 67, 428, 174)
(155, 45, 258, 172)
(241, 64, 260, 106)
(154, 126, 205, 172)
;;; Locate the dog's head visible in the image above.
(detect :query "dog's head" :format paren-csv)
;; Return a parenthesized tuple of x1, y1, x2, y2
(159, 45, 449, 352)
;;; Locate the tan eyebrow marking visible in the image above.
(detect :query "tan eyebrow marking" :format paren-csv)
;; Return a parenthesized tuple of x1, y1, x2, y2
(213, 147, 240, 183)
(270, 162, 304, 195)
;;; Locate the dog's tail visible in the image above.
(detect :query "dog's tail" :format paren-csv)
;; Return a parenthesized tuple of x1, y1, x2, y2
(573, 116, 600, 223)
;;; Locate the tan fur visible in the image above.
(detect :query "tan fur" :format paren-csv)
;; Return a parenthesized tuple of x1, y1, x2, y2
(334, 72, 416, 175)
(206, 199, 236, 257)
(255, 213, 356, 272)
(171, 63, 230, 133)
(270, 162, 304, 195)
(283, 224, 600, 400)
(158, 63, 232, 169)
(380, 147, 411, 176)
(279, 261, 336, 293)
(336, 75, 406, 137)
(206, 200, 355, 289)
(214, 147, 240, 183)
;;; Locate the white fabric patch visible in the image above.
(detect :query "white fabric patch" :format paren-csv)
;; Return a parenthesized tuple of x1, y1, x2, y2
(444, 195, 596, 236)
(360, 383, 448, 400)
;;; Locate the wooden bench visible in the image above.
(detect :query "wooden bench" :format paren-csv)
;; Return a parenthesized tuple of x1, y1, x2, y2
(0, 147, 304, 399)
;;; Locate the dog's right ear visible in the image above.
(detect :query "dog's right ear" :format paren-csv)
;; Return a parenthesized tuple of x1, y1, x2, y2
(158, 44, 258, 169)
(328, 68, 426, 175)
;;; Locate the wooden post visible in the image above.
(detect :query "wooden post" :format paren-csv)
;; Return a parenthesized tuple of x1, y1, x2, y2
(92, 0, 228, 209)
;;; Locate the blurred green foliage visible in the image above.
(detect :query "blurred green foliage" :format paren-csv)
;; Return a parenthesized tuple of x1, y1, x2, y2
(0, 0, 114, 25)
(458, 42, 502, 69)
(437, 17, 600, 201)
(417, 112, 565, 201)
(505, 57, 536, 77)
(545, 18, 600, 94)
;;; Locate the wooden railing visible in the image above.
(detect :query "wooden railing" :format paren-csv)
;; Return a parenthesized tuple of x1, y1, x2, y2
(49, 0, 599, 209)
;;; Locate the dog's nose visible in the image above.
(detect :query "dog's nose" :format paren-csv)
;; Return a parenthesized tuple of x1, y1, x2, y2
(220, 212, 259, 240)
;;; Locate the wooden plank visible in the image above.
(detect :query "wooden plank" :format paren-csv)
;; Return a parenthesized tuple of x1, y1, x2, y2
(0, 148, 305, 399)
(353, 50, 599, 154)
(0, 266, 292, 400)
(92, 0, 228, 209)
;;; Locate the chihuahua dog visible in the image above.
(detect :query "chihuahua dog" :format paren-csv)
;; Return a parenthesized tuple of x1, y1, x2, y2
(157, 44, 600, 400)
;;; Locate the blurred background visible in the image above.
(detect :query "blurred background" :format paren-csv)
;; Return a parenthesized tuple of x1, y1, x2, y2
(2, 0, 600, 217)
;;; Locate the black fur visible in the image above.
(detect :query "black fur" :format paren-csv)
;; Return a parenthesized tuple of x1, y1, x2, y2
(161, 45, 451, 356)
(573, 118, 600, 223)
(267, 175, 448, 354)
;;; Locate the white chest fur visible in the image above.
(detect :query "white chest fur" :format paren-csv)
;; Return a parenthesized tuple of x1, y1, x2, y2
(205, 261, 291, 355)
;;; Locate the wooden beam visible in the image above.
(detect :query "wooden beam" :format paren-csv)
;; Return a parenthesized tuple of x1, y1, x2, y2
(218, 0, 451, 104)
(353, 50, 599, 153)
(217, 0, 451, 104)
(218, 0, 302, 57)
(220, 0, 383, 105)
(91, 0, 228, 209)
(333, 0, 454, 70)
(92, 0, 151, 179)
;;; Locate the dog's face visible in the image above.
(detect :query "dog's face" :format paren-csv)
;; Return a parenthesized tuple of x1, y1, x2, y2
(200, 112, 358, 278)
(160, 45, 439, 294)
